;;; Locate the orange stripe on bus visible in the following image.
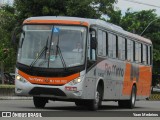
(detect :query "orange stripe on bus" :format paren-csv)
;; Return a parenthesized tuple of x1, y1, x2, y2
(138, 66, 152, 96)
(122, 63, 133, 95)
(18, 70, 80, 85)
(23, 20, 89, 26)
(122, 63, 152, 96)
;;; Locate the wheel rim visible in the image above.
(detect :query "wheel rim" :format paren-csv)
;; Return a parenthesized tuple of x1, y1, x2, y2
(131, 89, 136, 105)
(95, 91, 100, 106)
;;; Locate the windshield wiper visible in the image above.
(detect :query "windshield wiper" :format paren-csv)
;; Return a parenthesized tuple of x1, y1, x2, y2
(55, 35, 67, 70)
(29, 37, 49, 69)
(47, 27, 67, 70)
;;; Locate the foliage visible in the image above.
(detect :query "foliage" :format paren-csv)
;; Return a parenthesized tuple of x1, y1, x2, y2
(0, 85, 15, 89)
(107, 9, 122, 25)
(120, 9, 157, 34)
(0, 5, 17, 72)
(14, 0, 117, 22)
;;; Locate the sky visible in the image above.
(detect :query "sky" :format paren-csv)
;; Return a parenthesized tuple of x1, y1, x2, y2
(115, 0, 160, 16)
(0, 0, 14, 6)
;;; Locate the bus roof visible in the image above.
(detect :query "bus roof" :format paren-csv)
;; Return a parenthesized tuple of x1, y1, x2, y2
(24, 16, 152, 44)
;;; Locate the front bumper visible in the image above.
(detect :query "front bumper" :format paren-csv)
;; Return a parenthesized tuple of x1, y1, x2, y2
(15, 79, 83, 99)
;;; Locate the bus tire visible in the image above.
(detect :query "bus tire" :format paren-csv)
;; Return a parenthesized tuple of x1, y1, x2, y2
(33, 97, 48, 108)
(75, 101, 85, 107)
(118, 85, 136, 109)
(89, 85, 103, 111)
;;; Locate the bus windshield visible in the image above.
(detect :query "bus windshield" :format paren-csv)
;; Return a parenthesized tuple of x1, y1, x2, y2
(17, 25, 87, 68)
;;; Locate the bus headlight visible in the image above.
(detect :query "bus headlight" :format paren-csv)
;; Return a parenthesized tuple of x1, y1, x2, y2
(68, 77, 81, 85)
(16, 75, 27, 83)
(16, 75, 21, 80)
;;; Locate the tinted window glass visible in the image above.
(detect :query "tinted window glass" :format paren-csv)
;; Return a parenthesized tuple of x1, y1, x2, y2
(108, 33, 116, 58)
(127, 39, 133, 62)
(118, 37, 126, 60)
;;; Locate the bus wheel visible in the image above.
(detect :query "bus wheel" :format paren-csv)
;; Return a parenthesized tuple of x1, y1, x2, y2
(33, 97, 48, 108)
(75, 101, 85, 107)
(118, 85, 136, 109)
(89, 85, 102, 111)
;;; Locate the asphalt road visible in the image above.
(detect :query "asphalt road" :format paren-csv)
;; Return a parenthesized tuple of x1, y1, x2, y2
(0, 100, 160, 119)
(0, 100, 160, 111)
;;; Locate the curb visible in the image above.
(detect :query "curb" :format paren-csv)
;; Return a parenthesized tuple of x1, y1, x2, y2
(0, 96, 33, 100)
(148, 94, 160, 101)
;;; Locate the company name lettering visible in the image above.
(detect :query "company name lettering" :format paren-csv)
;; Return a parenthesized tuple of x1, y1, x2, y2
(105, 63, 124, 77)
(28, 77, 67, 83)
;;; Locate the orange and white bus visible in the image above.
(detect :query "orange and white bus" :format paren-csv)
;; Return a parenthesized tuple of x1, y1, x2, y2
(15, 16, 152, 110)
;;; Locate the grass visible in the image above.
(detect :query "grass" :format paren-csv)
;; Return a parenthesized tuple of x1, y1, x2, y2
(0, 84, 15, 89)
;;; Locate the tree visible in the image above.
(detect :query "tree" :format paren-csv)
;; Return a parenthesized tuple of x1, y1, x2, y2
(14, 0, 117, 23)
(107, 9, 122, 25)
(0, 5, 17, 72)
(120, 9, 157, 34)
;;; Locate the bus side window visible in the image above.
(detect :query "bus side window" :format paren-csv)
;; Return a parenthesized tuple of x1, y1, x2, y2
(142, 44, 147, 65)
(106, 32, 108, 56)
(133, 41, 135, 62)
(146, 46, 148, 64)
(90, 30, 96, 61)
(113, 35, 117, 58)
(127, 39, 131, 61)
(148, 46, 151, 65)
(122, 37, 126, 60)
(150, 46, 152, 65)
(139, 43, 142, 63)
(108, 33, 116, 58)
(97, 30, 107, 57)
(146, 46, 152, 65)
(118, 37, 126, 60)
(127, 39, 133, 62)
(102, 31, 106, 56)
(108, 33, 112, 58)
(125, 38, 127, 60)
(135, 42, 139, 63)
(98, 30, 103, 56)
(130, 41, 134, 62)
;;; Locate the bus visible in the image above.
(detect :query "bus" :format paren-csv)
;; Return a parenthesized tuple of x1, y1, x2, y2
(15, 16, 152, 110)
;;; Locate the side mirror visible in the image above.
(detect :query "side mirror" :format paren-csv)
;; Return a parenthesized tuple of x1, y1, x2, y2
(91, 37, 97, 50)
(90, 28, 97, 50)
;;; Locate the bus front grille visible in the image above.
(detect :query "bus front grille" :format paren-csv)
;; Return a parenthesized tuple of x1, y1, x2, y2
(29, 87, 66, 96)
